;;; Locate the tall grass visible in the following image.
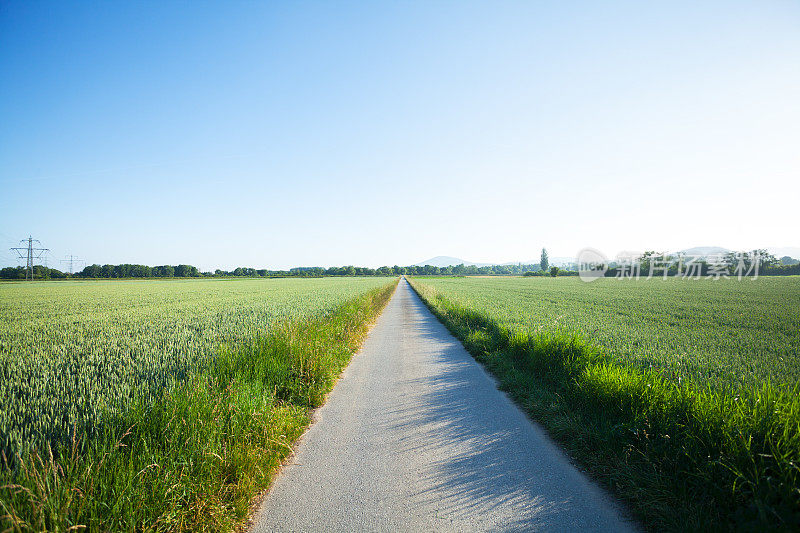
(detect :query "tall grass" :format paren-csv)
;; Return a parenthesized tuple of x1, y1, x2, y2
(0, 279, 397, 531)
(408, 279, 799, 531)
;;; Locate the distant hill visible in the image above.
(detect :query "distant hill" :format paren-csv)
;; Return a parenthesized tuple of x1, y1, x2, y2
(768, 247, 800, 260)
(674, 246, 731, 257)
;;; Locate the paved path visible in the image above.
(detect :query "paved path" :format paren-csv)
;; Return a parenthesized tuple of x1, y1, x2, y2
(251, 279, 635, 532)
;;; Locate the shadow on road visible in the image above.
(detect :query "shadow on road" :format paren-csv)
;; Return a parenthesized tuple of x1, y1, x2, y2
(380, 287, 592, 531)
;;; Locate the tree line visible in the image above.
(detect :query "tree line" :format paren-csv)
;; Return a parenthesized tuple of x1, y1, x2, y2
(214, 263, 557, 277)
(2, 250, 797, 281)
(0, 262, 557, 280)
(600, 250, 800, 277)
(0, 264, 201, 280)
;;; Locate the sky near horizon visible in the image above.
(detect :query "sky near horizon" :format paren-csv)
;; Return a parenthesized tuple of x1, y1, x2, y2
(1, 1, 799, 271)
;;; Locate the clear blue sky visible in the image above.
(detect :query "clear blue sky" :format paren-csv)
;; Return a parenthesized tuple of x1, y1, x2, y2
(2, 1, 798, 271)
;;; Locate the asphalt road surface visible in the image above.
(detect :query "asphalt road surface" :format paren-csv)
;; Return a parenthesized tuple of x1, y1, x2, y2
(251, 279, 635, 532)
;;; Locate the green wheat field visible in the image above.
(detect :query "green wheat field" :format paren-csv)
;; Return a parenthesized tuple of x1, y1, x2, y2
(0, 277, 397, 531)
(410, 276, 800, 391)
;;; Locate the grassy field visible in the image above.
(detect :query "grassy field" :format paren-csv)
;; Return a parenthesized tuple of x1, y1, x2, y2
(408, 276, 800, 391)
(409, 276, 800, 531)
(0, 277, 397, 531)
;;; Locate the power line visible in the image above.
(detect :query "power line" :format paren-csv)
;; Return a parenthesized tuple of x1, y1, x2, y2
(60, 255, 84, 274)
(10, 236, 49, 281)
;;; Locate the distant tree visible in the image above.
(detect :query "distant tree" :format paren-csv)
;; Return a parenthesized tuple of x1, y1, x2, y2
(722, 250, 778, 274)
(780, 256, 799, 266)
(79, 264, 99, 278)
(154, 265, 175, 277)
(639, 251, 662, 276)
(422, 265, 438, 276)
(550, 266, 559, 277)
(752, 249, 777, 268)
(131, 265, 150, 278)
(0, 266, 25, 279)
(540, 248, 549, 272)
(493, 265, 510, 275)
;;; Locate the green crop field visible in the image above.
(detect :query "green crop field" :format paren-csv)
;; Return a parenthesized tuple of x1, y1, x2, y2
(0, 277, 397, 531)
(0, 277, 391, 456)
(408, 276, 800, 391)
(409, 276, 800, 530)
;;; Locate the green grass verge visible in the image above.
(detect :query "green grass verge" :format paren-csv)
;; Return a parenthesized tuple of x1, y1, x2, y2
(408, 278, 799, 531)
(0, 279, 397, 532)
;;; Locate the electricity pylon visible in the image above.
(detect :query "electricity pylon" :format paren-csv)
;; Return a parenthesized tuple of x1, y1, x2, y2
(61, 254, 82, 274)
(10, 236, 49, 281)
